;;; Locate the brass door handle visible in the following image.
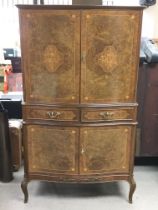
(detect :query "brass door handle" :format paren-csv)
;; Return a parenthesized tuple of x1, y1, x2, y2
(99, 111, 114, 119)
(47, 111, 61, 119)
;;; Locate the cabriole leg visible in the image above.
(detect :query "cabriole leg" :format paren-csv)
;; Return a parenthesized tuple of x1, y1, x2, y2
(21, 178, 29, 203)
(128, 176, 136, 203)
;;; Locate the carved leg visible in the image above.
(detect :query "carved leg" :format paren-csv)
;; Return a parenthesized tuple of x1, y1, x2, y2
(21, 178, 29, 203)
(128, 176, 136, 204)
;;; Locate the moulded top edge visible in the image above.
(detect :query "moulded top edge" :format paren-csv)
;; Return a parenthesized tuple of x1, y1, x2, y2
(16, 4, 145, 10)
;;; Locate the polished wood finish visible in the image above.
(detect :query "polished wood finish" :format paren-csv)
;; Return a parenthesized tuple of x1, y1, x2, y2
(20, 9, 80, 104)
(80, 126, 133, 174)
(18, 4, 143, 203)
(81, 10, 141, 104)
(23, 106, 79, 121)
(25, 125, 78, 174)
(81, 107, 136, 122)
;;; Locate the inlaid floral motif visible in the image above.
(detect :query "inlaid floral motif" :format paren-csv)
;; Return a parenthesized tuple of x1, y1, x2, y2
(43, 45, 63, 73)
(96, 45, 118, 73)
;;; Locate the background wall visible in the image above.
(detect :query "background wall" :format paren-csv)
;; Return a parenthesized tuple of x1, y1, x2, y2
(142, 2, 158, 38)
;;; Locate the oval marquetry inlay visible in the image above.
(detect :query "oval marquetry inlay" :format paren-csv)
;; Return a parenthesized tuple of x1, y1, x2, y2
(43, 45, 63, 73)
(96, 45, 118, 73)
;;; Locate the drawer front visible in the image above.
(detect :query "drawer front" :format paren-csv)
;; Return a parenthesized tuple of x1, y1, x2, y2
(24, 106, 79, 122)
(81, 108, 136, 122)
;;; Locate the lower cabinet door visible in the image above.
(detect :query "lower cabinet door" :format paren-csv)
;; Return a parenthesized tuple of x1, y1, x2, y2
(80, 126, 135, 174)
(25, 125, 79, 174)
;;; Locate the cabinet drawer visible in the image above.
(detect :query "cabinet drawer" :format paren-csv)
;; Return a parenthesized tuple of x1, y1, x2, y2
(81, 108, 136, 122)
(23, 106, 79, 122)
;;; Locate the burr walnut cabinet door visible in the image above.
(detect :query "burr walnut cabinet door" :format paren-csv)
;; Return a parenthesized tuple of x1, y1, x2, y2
(81, 10, 142, 104)
(25, 125, 79, 174)
(80, 126, 135, 174)
(20, 10, 80, 104)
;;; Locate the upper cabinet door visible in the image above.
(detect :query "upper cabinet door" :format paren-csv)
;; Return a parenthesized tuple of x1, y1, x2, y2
(81, 10, 142, 104)
(20, 10, 80, 104)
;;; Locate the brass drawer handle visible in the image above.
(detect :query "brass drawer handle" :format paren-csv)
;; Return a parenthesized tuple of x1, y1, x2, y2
(47, 111, 61, 119)
(99, 111, 114, 119)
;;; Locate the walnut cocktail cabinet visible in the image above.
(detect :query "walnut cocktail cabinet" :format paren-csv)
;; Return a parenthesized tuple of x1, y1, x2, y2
(18, 5, 143, 203)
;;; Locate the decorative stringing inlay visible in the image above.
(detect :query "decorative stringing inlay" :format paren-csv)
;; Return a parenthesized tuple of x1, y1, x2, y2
(80, 126, 131, 173)
(28, 125, 77, 172)
(96, 45, 118, 73)
(80, 11, 141, 104)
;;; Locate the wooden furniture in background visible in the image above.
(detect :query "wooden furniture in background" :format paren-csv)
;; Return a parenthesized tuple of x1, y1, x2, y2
(9, 119, 23, 171)
(18, 4, 143, 203)
(137, 63, 158, 157)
